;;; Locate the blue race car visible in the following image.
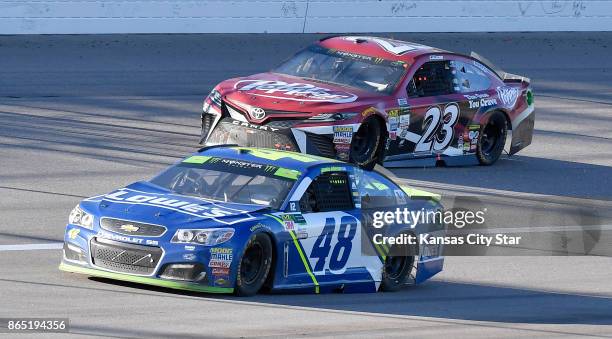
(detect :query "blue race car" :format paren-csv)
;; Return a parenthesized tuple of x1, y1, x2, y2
(60, 146, 444, 296)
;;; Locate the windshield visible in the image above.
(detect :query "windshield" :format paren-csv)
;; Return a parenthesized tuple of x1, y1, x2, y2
(274, 45, 407, 94)
(149, 158, 297, 209)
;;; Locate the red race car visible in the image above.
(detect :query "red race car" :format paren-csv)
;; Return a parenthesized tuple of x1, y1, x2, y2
(200, 36, 534, 169)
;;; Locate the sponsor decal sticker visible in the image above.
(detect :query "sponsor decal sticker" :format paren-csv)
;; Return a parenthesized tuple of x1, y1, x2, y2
(214, 278, 230, 286)
(209, 247, 233, 268)
(399, 114, 410, 129)
(103, 189, 253, 224)
(467, 124, 480, 152)
(464, 93, 489, 100)
(397, 98, 408, 106)
(335, 143, 350, 160)
(68, 228, 80, 240)
(284, 220, 295, 230)
(249, 223, 268, 232)
(183, 155, 212, 164)
(333, 126, 353, 144)
(496, 86, 520, 107)
(234, 80, 358, 103)
(361, 107, 376, 117)
(274, 167, 301, 180)
(212, 267, 230, 275)
(429, 55, 444, 60)
(321, 166, 347, 173)
(280, 213, 306, 231)
(387, 108, 401, 130)
(183, 253, 196, 261)
(468, 97, 498, 109)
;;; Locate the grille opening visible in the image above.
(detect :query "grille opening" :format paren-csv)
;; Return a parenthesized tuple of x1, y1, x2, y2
(90, 238, 163, 275)
(306, 133, 336, 158)
(200, 113, 217, 143)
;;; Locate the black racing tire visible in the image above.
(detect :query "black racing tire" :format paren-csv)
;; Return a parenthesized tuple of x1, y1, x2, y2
(476, 111, 508, 166)
(235, 233, 273, 297)
(380, 254, 414, 292)
(349, 118, 382, 170)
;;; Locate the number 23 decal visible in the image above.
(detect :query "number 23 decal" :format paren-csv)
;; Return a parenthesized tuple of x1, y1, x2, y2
(415, 103, 460, 153)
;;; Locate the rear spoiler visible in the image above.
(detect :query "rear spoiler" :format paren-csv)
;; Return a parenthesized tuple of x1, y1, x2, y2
(470, 51, 530, 84)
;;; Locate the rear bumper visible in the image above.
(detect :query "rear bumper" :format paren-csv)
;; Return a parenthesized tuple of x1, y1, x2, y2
(59, 262, 233, 294)
(509, 104, 535, 155)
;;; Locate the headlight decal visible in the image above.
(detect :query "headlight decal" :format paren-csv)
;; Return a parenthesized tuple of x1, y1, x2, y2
(68, 205, 94, 229)
(171, 228, 235, 246)
(204, 89, 222, 109)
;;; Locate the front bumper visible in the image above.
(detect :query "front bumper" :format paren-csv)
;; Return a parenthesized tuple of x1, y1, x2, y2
(208, 117, 301, 152)
(61, 225, 236, 294)
(204, 115, 361, 160)
(59, 263, 233, 294)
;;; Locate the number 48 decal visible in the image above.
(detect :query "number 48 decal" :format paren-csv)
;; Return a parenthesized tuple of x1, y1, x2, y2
(310, 216, 357, 272)
(414, 103, 460, 152)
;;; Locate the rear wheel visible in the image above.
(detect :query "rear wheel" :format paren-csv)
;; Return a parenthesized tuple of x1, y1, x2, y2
(476, 112, 508, 165)
(350, 118, 382, 170)
(380, 254, 414, 292)
(235, 233, 273, 297)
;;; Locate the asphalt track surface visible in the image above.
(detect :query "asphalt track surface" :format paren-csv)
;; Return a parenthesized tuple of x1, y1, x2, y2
(0, 33, 611, 338)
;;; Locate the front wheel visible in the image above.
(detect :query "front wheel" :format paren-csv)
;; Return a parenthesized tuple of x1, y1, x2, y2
(235, 233, 273, 297)
(476, 111, 508, 165)
(349, 118, 382, 170)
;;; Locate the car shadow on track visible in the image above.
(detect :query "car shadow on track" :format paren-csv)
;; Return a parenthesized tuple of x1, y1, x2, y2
(390, 155, 612, 200)
(89, 277, 612, 325)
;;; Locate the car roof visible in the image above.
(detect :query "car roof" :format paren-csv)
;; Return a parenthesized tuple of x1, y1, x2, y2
(317, 35, 449, 63)
(193, 146, 340, 172)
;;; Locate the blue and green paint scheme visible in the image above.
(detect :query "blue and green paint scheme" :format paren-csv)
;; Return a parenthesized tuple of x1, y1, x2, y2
(60, 146, 444, 294)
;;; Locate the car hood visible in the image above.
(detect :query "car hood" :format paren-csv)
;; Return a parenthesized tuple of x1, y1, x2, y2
(83, 181, 268, 229)
(217, 72, 384, 120)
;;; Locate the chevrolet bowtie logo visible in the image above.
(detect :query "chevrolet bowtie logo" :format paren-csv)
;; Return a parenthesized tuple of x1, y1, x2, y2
(119, 224, 139, 232)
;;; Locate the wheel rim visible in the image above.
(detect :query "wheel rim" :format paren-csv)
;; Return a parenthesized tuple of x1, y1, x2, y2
(351, 121, 378, 162)
(241, 243, 264, 284)
(481, 119, 501, 155)
(385, 256, 409, 280)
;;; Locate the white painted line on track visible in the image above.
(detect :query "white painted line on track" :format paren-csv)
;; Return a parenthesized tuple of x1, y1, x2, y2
(0, 243, 63, 251)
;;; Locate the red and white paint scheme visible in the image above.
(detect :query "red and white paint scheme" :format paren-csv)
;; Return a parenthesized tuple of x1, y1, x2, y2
(201, 36, 535, 168)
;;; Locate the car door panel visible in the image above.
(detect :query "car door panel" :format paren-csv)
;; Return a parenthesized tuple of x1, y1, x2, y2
(280, 169, 382, 290)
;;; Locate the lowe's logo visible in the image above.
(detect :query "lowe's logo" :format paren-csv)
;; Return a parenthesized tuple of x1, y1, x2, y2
(103, 189, 254, 224)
